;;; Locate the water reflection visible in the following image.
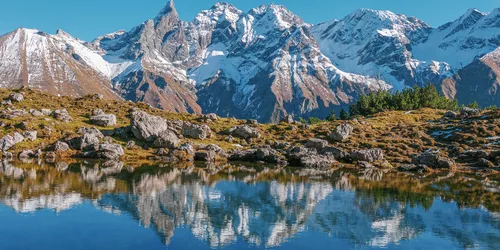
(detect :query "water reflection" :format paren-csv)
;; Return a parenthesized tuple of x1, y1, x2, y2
(0, 160, 499, 249)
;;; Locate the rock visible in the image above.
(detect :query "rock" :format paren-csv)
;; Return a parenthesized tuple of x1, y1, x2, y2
(22, 130, 37, 141)
(1, 100, 12, 106)
(203, 113, 218, 121)
(459, 150, 489, 160)
(281, 115, 294, 124)
(246, 119, 258, 125)
(304, 138, 328, 151)
(92, 109, 105, 116)
(350, 148, 384, 162)
(300, 154, 336, 169)
(0, 132, 24, 151)
(179, 143, 195, 156)
(205, 144, 225, 155)
(460, 107, 480, 117)
(443, 111, 459, 119)
(72, 127, 104, 150)
(398, 164, 431, 172)
(8, 93, 24, 103)
(229, 149, 257, 162)
(155, 148, 169, 156)
(103, 136, 113, 144)
(2, 152, 13, 160)
(18, 150, 34, 159)
(415, 150, 455, 169)
(130, 111, 169, 141)
(357, 161, 376, 168)
(225, 135, 234, 143)
(29, 109, 44, 117)
(40, 109, 53, 116)
(52, 109, 73, 123)
(194, 150, 216, 162)
(153, 130, 180, 149)
(330, 124, 354, 142)
(182, 123, 212, 140)
(286, 146, 318, 166)
(53, 141, 70, 152)
(229, 125, 261, 139)
(45, 152, 56, 160)
(126, 141, 136, 150)
(18, 121, 30, 130)
(90, 114, 117, 127)
(321, 146, 349, 160)
(255, 147, 283, 164)
(477, 158, 495, 168)
(96, 144, 124, 160)
(114, 126, 132, 139)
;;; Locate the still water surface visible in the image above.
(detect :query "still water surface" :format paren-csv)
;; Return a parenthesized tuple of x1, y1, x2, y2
(0, 161, 499, 250)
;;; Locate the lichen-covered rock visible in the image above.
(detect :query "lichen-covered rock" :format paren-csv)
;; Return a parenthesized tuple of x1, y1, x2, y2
(350, 148, 384, 162)
(0, 132, 24, 151)
(130, 111, 169, 141)
(182, 123, 212, 140)
(90, 114, 117, 127)
(53, 141, 70, 152)
(229, 125, 261, 139)
(329, 124, 354, 142)
(415, 150, 455, 169)
(304, 138, 328, 151)
(153, 130, 180, 149)
(8, 93, 24, 103)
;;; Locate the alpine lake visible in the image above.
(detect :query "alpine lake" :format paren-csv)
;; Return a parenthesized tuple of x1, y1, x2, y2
(0, 160, 499, 250)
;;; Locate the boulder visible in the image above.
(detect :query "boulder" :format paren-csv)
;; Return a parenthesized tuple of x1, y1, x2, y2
(53, 141, 70, 152)
(182, 123, 212, 140)
(459, 150, 489, 160)
(350, 148, 384, 162)
(476, 158, 495, 168)
(153, 130, 180, 149)
(40, 109, 53, 116)
(95, 144, 124, 160)
(22, 130, 37, 141)
(179, 143, 195, 156)
(330, 124, 354, 142)
(90, 114, 117, 127)
(304, 138, 328, 151)
(0, 132, 24, 151)
(299, 154, 336, 169)
(443, 111, 459, 119)
(203, 113, 218, 121)
(130, 111, 169, 141)
(229, 125, 261, 139)
(194, 150, 216, 162)
(72, 127, 104, 150)
(18, 150, 34, 159)
(460, 107, 480, 117)
(52, 109, 73, 123)
(8, 93, 24, 103)
(415, 150, 455, 169)
(246, 119, 258, 125)
(92, 109, 105, 116)
(229, 149, 257, 162)
(29, 109, 44, 117)
(321, 146, 349, 160)
(255, 147, 283, 163)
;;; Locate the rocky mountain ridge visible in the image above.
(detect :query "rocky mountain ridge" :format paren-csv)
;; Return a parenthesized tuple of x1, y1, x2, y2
(1, 1, 500, 122)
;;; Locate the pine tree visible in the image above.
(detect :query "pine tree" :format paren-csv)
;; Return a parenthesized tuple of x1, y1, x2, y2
(339, 109, 349, 120)
(326, 111, 337, 121)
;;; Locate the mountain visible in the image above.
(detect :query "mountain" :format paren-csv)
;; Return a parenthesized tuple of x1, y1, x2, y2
(1, 1, 500, 121)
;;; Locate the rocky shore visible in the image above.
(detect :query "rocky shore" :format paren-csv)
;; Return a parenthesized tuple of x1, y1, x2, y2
(0, 89, 499, 176)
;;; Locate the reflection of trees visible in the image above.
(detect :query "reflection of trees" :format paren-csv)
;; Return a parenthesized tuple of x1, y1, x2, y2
(0, 160, 498, 249)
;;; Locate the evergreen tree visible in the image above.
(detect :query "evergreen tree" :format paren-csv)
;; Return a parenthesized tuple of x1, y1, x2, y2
(326, 111, 337, 121)
(339, 109, 349, 120)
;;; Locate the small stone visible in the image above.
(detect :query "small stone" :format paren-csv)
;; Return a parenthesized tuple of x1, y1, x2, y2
(8, 93, 24, 103)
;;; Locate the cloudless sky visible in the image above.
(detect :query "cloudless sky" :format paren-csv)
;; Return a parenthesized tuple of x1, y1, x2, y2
(0, 0, 498, 41)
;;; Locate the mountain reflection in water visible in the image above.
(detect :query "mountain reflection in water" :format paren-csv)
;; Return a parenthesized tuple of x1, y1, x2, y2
(0, 160, 499, 250)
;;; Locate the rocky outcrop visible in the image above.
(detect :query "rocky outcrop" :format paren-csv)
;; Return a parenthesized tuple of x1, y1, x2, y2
(350, 149, 384, 162)
(72, 127, 104, 150)
(304, 138, 329, 151)
(182, 123, 211, 140)
(229, 125, 261, 139)
(130, 111, 169, 142)
(52, 109, 73, 123)
(415, 150, 455, 169)
(94, 144, 124, 160)
(0, 133, 24, 151)
(153, 130, 180, 149)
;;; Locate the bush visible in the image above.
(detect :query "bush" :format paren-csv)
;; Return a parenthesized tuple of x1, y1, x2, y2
(349, 84, 458, 116)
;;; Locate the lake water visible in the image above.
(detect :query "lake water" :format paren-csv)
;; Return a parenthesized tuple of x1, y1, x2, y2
(0, 161, 499, 250)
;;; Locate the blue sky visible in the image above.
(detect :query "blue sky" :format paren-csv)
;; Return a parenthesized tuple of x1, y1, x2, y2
(0, 0, 498, 41)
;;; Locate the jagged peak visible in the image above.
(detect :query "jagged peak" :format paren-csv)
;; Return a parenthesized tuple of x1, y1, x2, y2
(56, 29, 73, 38)
(248, 4, 304, 29)
(194, 1, 242, 25)
(155, 0, 177, 21)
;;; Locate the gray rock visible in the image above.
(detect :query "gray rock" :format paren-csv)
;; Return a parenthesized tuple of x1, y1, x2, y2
(53, 141, 70, 152)
(330, 124, 354, 142)
(229, 149, 257, 162)
(22, 130, 37, 141)
(182, 123, 212, 140)
(29, 109, 44, 117)
(73, 127, 104, 150)
(130, 111, 169, 141)
(443, 111, 459, 119)
(357, 161, 376, 168)
(153, 130, 180, 149)
(230, 125, 261, 139)
(246, 119, 258, 125)
(103, 136, 114, 144)
(179, 143, 195, 156)
(304, 138, 328, 151)
(0, 132, 24, 151)
(92, 109, 105, 116)
(460, 107, 480, 117)
(321, 146, 349, 160)
(126, 141, 136, 150)
(52, 109, 73, 123)
(350, 148, 384, 162)
(415, 150, 455, 169)
(96, 144, 124, 160)
(459, 150, 489, 160)
(203, 113, 218, 121)
(477, 158, 495, 168)
(9, 93, 24, 103)
(18, 150, 34, 159)
(90, 114, 117, 127)
(255, 147, 283, 163)
(40, 109, 53, 116)
(300, 154, 336, 169)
